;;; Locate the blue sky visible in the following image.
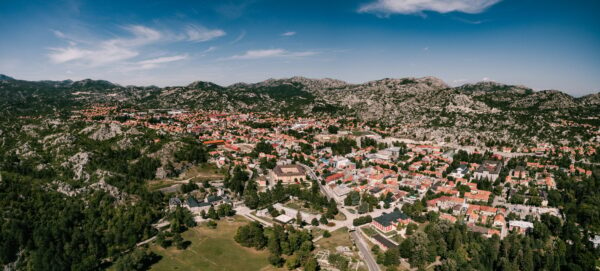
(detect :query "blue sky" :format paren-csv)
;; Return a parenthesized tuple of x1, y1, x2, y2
(0, 0, 599, 95)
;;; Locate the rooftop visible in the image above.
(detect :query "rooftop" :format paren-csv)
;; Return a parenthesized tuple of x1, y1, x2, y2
(373, 234, 398, 249)
(186, 197, 200, 208)
(272, 164, 306, 177)
(274, 214, 294, 224)
(373, 211, 409, 227)
(509, 220, 534, 229)
(475, 160, 503, 175)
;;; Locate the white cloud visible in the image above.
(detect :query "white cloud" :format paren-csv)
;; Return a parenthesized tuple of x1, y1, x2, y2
(49, 44, 139, 66)
(359, 0, 501, 15)
(203, 46, 218, 53)
(48, 23, 224, 67)
(121, 25, 162, 46)
(452, 16, 485, 24)
(48, 25, 162, 66)
(282, 31, 296, 36)
(185, 25, 226, 42)
(48, 47, 90, 63)
(52, 30, 66, 38)
(226, 49, 317, 60)
(233, 49, 286, 59)
(230, 30, 246, 44)
(136, 54, 188, 69)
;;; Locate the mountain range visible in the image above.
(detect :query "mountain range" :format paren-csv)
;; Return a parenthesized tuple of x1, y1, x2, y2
(1, 74, 599, 145)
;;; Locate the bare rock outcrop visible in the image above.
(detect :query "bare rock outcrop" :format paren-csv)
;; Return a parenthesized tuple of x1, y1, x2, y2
(62, 152, 91, 181)
(89, 123, 123, 141)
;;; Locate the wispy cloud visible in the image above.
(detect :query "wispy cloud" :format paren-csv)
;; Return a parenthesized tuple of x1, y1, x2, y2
(48, 44, 138, 66)
(230, 30, 246, 44)
(135, 54, 188, 70)
(452, 16, 485, 24)
(199, 46, 218, 57)
(203, 46, 218, 53)
(48, 25, 161, 66)
(359, 0, 501, 16)
(225, 49, 317, 60)
(52, 29, 66, 38)
(121, 25, 163, 46)
(48, 24, 224, 67)
(281, 31, 296, 36)
(215, 1, 256, 19)
(185, 25, 226, 42)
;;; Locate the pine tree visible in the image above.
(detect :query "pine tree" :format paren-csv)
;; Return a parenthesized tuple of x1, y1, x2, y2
(208, 205, 219, 220)
(173, 232, 184, 250)
(296, 211, 303, 226)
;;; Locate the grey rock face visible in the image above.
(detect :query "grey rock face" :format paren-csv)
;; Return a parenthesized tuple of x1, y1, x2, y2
(89, 123, 123, 141)
(63, 152, 91, 181)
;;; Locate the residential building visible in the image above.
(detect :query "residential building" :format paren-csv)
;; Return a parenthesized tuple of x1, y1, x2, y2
(508, 220, 534, 234)
(269, 164, 307, 184)
(473, 160, 503, 182)
(372, 211, 412, 233)
(450, 165, 469, 179)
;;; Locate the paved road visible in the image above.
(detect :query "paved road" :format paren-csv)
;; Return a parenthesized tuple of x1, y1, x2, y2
(351, 231, 380, 271)
(136, 236, 156, 247)
(235, 205, 274, 227)
(302, 164, 384, 271)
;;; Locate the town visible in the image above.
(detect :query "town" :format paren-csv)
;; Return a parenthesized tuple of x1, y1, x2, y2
(2, 1, 600, 270)
(71, 105, 600, 271)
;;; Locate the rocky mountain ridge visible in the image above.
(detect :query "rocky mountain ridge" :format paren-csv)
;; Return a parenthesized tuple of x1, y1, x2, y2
(1, 73, 597, 108)
(1, 74, 598, 134)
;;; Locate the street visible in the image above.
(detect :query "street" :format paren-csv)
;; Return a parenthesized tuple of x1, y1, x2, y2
(302, 164, 383, 271)
(351, 231, 380, 271)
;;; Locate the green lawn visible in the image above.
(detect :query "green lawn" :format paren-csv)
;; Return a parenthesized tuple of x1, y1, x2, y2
(180, 164, 224, 181)
(147, 179, 179, 191)
(284, 200, 321, 215)
(150, 216, 280, 271)
(147, 163, 224, 192)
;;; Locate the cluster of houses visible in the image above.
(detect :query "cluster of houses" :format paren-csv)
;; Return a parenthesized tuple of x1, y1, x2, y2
(169, 188, 232, 221)
(67, 106, 598, 244)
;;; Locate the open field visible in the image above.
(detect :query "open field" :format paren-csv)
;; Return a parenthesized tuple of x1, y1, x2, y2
(180, 164, 224, 181)
(150, 216, 281, 271)
(315, 227, 353, 251)
(147, 164, 224, 192)
(147, 180, 180, 192)
(316, 227, 369, 271)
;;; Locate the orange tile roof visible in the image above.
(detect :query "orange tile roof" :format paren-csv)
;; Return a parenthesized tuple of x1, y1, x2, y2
(326, 173, 345, 182)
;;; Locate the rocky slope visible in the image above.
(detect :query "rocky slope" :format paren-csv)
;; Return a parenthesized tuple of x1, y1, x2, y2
(2, 74, 597, 116)
(1, 74, 598, 145)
